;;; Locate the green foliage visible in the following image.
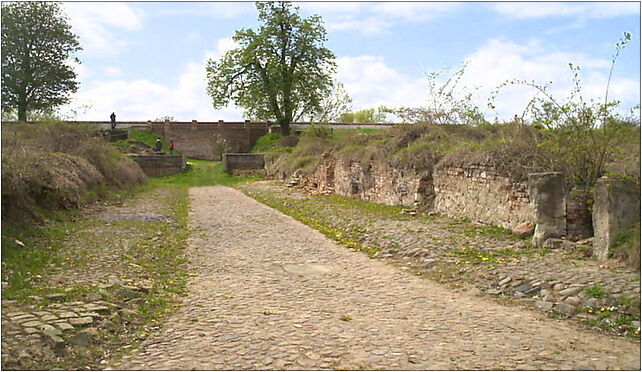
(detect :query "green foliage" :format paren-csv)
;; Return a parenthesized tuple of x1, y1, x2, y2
(489, 32, 638, 189)
(146, 159, 260, 189)
(584, 284, 608, 299)
(611, 223, 641, 271)
(251, 133, 283, 153)
(339, 107, 387, 123)
(306, 122, 333, 138)
(307, 80, 352, 122)
(1, 2, 82, 121)
(206, 2, 336, 135)
(127, 129, 170, 150)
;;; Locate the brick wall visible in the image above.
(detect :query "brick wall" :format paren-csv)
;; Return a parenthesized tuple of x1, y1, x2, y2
(433, 164, 534, 230)
(129, 155, 186, 177)
(566, 187, 593, 240)
(139, 122, 270, 160)
(223, 153, 265, 173)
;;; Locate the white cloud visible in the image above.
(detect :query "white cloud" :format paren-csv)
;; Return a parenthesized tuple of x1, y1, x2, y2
(336, 55, 426, 110)
(492, 2, 639, 19)
(458, 38, 639, 120)
(157, 3, 254, 18)
(317, 2, 460, 36)
(104, 67, 122, 77)
(66, 38, 245, 121)
(372, 2, 462, 21)
(299, 2, 367, 15)
(64, 3, 144, 55)
(328, 17, 393, 36)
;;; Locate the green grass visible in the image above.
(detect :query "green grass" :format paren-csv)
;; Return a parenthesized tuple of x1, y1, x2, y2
(583, 284, 608, 299)
(145, 159, 259, 189)
(113, 128, 179, 154)
(446, 218, 518, 241)
(250, 133, 283, 153)
(128, 128, 170, 149)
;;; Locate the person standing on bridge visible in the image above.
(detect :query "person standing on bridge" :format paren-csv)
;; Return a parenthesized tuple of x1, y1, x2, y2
(110, 112, 116, 130)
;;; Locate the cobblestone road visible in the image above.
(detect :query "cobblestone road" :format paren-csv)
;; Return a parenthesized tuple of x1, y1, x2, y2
(112, 186, 640, 370)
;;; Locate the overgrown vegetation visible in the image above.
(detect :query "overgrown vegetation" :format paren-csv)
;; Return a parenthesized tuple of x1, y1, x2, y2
(611, 222, 641, 271)
(2, 122, 146, 224)
(259, 32, 638, 191)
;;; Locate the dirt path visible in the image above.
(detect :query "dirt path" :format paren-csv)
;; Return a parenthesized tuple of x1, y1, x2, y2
(111, 186, 640, 370)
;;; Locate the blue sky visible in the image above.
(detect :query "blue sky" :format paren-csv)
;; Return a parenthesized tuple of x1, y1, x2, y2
(60, 1, 641, 122)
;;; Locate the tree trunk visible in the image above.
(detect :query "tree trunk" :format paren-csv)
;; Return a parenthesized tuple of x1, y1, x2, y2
(17, 102, 27, 121)
(279, 117, 291, 136)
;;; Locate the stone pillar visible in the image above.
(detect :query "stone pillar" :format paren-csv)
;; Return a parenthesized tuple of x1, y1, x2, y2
(592, 177, 640, 260)
(528, 172, 566, 246)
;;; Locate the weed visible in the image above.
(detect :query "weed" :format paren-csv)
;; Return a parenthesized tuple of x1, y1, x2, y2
(611, 223, 640, 271)
(615, 294, 639, 309)
(340, 314, 352, 321)
(584, 284, 608, 299)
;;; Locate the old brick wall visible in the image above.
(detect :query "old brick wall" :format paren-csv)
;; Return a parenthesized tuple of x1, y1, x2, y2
(223, 153, 265, 173)
(433, 164, 534, 230)
(270, 153, 592, 240)
(285, 156, 433, 207)
(140, 122, 269, 160)
(566, 187, 593, 240)
(129, 155, 186, 177)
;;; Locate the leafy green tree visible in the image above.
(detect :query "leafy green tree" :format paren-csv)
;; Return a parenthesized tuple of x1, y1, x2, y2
(1, 2, 82, 121)
(339, 107, 387, 123)
(206, 2, 336, 135)
(306, 80, 352, 123)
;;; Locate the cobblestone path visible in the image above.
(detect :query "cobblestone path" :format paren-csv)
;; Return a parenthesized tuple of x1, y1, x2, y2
(112, 186, 640, 370)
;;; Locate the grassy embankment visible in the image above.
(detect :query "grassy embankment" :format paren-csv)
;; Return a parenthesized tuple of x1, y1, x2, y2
(1, 124, 259, 369)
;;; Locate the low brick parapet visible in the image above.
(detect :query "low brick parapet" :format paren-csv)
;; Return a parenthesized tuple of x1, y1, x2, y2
(129, 154, 186, 177)
(223, 153, 265, 174)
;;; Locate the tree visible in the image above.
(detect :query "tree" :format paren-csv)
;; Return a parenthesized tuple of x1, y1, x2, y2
(206, 2, 336, 135)
(384, 63, 485, 125)
(305, 80, 352, 123)
(2, 2, 82, 121)
(339, 107, 387, 123)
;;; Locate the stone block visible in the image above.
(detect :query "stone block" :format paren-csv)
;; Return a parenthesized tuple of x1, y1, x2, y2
(129, 155, 186, 177)
(223, 153, 265, 174)
(592, 177, 640, 261)
(512, 221, 534, 237)
(528, 172, 566, 246)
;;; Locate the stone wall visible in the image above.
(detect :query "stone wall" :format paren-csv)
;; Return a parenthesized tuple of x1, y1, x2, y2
(433, 164, 534, 230)
(592, 177, 640, 260)
(139, 122, 270, 160)
(271, 153, 595, 246)
(285, 156, 432, 206)
(528, 173, 567, 246)
(566, 187, 593, 240)
(129, 155, 186, 177)
(223, 153, 265, 174)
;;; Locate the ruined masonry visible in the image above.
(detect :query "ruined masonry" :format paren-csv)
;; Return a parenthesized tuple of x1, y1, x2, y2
(269, 155, 640, 257)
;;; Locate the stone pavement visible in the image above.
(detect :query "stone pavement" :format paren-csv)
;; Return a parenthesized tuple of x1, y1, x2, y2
(111, 186, 640, 370)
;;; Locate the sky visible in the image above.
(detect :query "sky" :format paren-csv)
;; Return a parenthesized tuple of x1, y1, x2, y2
(58, 1, 641, 122)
